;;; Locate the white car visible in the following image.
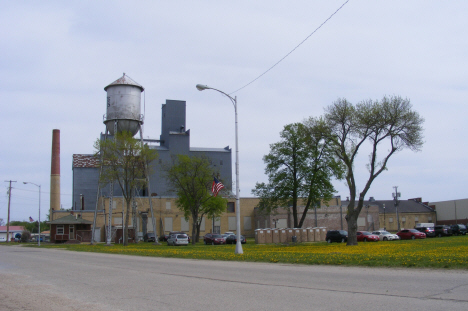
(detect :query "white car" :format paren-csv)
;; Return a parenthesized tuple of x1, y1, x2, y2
(372, 230, 400, 241)
(167, 233, 189, 246)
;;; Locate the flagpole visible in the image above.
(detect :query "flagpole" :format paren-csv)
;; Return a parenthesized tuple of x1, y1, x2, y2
(196, 84, 243, 254)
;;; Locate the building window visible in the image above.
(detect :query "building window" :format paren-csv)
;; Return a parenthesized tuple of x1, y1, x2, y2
(228, 217, 236, 231)
(164, 217, 173, 232)
(181, 218, 189, 232)
(227, 202, 235, 213)
(415, 216, 419, 222)
(57, 225, 64, 235)
(244, 216, 252, 230)
(402, 217, 406, 222)
(277, 219, 288, 228)
(200, 217, 206, 231)
(166, 201, 171, 210)
(389, 217, 393, 223)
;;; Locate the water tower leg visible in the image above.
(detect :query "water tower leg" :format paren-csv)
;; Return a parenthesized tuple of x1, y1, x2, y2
(105, 121, 118, 245)
(91, 127, 110, 245)
(139, 124, 159, 244)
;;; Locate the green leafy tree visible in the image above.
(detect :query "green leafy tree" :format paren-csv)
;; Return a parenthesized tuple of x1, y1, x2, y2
(9, 220, 45, 233)
(94, 131, 158, 246)
(252, 121, 344, 228)
(324, 96, 424, 245)
(165, 155, 228, 244)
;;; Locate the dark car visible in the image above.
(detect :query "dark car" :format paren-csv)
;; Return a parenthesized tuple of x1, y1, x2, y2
(415, 226, 435, 237)
(326, 230, 348, 243)
(225, 234, 246, 244)
(356, 231, 379, 242)
(159, 234, 170, 242)
(450, 224, 467, 236)
(204, 233, 226, 245)
(396, 229, 426, 240)
(144, 232, 156, 242)
(434, 225, 452, 237)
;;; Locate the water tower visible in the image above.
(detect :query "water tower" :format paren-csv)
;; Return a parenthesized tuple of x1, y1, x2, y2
(103, 73, 144, 136)
(93, 73, 158, 245)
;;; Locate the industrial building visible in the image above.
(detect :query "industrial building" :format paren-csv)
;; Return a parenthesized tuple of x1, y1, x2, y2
(50, 74, 243, 242)
(72, 75, 232, 211)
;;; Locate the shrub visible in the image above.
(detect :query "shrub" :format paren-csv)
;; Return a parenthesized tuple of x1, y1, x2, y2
(21, 230, 31, 242)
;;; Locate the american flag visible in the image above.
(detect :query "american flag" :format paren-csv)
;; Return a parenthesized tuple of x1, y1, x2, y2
(29, 216, 34, 222)
(211, 177, 224, 197)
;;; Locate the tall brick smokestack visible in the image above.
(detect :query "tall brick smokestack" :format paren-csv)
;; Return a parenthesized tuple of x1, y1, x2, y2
(50, 129, 61, 213)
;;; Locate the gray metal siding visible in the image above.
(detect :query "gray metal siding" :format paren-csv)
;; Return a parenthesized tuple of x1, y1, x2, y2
(72, 99, 232, 210)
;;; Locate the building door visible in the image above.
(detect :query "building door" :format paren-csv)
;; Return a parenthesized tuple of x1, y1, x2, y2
(69, 225, 75, 240)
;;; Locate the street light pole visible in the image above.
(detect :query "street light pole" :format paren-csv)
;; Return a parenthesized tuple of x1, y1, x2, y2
(24, 182, 41, 246)
(383, 204, 387, 230)
(393, 186, 400, 231)
(196, 84, 243, 254)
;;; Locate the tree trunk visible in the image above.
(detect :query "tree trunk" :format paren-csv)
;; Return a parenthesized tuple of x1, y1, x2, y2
(191, 211, 198, 245)
(124, 199, 131, 246)
(195, 220, 201, 243)
(346, 211, 358, 245)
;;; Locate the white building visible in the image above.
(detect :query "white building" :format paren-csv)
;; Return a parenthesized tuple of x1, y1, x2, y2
(0, 226, 25, 242)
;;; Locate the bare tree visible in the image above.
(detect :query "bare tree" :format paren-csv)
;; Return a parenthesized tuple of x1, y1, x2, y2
(324, 95, 424, 245)
(94, 131, 157, 246)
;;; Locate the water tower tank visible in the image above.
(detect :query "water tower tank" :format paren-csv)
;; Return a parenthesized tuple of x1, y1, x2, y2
(104, 73, 144, 136)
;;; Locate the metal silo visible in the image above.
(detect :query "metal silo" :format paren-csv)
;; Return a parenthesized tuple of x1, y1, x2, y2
(103, 73, 144, 136)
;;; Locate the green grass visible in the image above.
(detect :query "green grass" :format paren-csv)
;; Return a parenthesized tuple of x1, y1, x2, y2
(12, 236, 468, 269)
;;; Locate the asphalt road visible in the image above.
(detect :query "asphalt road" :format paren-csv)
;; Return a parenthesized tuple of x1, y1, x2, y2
(1, 245, 467, 311)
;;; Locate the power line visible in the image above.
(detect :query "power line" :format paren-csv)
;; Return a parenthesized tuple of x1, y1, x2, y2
(230, 0, 350, 94)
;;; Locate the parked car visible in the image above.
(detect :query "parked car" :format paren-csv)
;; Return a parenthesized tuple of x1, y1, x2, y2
(144, 232, 156, 242)
(356, 231, 379, 242)
(372, 230, 400, 241)
(160, 232, 190, 242)
(396, 229, 426, 240)
(204, 233, 226, 245)
(225, 234, 246, 244)
(434, 225, 452, 237)
(450, 224, 467, 235)
(159, 234, 170, 242)
(326, 230, 348, 243)
(415, 226, 435, 237)
(169, 231, 190, 242)
(167, 233, 189, 246)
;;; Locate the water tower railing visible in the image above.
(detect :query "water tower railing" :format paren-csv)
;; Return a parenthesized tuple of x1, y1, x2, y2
(103, 114, 144, 123)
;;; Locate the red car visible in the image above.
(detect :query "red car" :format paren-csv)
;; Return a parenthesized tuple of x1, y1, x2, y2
(203, 233, 226, 245)
(397, 229, 426, 240)
(356, 231, 379, 242)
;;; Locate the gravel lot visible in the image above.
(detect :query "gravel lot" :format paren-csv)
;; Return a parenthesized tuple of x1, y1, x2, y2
(0, 272, 112, 311)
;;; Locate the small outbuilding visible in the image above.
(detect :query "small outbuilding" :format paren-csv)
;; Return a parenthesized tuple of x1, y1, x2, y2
(49, 213, 93, 243)
(0, 226, 25, 242)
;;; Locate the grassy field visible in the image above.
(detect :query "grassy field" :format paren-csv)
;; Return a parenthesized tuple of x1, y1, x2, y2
(14, 236, 468, 269)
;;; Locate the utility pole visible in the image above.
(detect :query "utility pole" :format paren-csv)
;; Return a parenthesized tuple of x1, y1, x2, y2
(5, 180, 16, 243)
(393, 186, 401, 231)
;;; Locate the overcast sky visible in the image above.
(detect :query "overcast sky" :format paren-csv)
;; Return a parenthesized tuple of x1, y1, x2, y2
(1, 1, 467, 222)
